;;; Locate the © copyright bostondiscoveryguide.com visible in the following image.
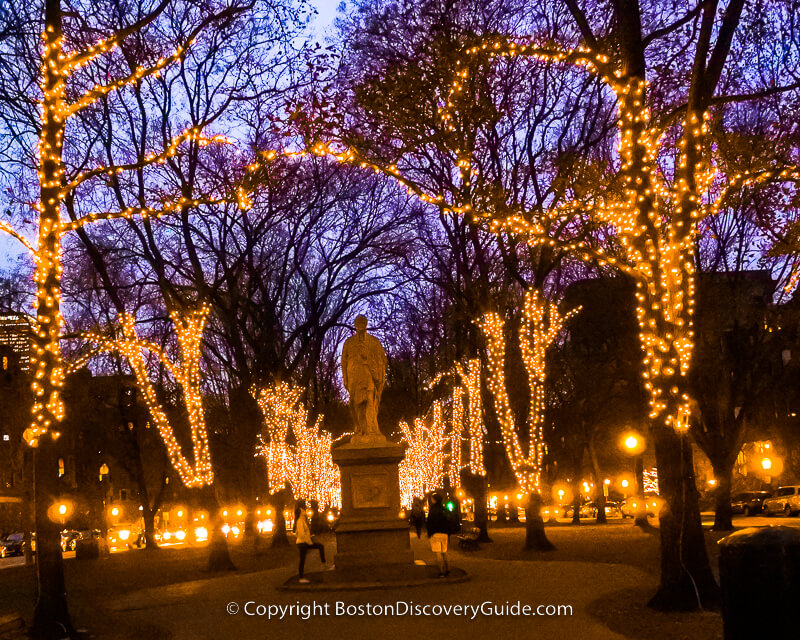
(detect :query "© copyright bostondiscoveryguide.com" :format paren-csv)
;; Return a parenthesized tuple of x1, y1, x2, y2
(225, 600, 574, 619)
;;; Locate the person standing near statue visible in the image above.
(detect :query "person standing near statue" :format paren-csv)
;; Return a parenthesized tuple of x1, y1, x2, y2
(342, 315, 387, 440)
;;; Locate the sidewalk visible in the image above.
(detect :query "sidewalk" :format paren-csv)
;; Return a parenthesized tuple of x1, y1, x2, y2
(95, 536, 651, 640)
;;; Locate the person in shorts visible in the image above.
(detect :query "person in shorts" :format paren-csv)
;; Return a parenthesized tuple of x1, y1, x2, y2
(425, 492, 451, 577)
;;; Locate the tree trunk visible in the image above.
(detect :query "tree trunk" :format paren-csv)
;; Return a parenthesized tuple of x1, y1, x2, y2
(589, 437, 607, 524)
(198, 485, 235, 572)
(23, 479, 34, 567)
(570, 475, 581, 525)
(270, 487, 291, 548)
(32, 442, 74, 640)
(710, 458, 734, 531)
(243, 504, 261, 552)
(648, 425, 720, 611)
(462, 472, 492, 542)
(141, 506, 159, 550)
(524, 492, 555, 551)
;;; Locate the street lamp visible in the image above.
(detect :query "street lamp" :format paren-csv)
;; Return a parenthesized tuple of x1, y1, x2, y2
(99, 463, 111, 554)
(621, 431, 648, 527)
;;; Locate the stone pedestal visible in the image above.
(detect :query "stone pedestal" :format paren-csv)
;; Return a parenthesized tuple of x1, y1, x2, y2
(332, 435, 413, 569)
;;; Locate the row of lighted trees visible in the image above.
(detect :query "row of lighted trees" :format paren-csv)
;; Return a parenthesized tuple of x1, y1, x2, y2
(305, 0, 800, 612)
(4, 2, 800, 635)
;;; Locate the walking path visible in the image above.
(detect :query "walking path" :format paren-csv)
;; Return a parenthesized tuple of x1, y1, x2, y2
(97, 535, 652, 640)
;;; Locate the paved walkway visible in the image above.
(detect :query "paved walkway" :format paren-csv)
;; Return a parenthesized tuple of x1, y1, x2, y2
(98, 536, 651, 640)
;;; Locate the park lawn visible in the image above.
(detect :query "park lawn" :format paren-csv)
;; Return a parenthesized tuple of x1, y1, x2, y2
(0, 537, 296, 624)
(472, 522, 727, 640)
(478, 520, 728, 575)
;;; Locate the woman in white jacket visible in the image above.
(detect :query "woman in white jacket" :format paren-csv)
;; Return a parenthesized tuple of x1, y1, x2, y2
(293, 500, 328, 583)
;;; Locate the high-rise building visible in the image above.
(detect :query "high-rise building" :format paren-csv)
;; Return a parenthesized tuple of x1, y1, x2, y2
(0, 313, 32, 371)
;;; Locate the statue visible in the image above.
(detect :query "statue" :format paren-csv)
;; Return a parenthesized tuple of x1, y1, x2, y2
(342, 315, 387, 439)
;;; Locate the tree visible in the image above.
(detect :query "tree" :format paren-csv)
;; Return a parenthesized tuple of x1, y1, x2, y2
(0, 1, 248, 633)
(426, 0, 800, 610)
(554, 276, 649, 526)
(398, 401, 448, 506)
(479, 287, 578, 550)
(690, 271, 781, 530)
(78, 302, 239, 569)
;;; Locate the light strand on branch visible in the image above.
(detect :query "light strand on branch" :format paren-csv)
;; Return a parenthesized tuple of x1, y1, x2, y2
(398, 401, 448, 508)
(254, 382, 341, 509)
(80, 306, 215, 487)
(21, 12, 233, 446)
(448, 387, 463, 488)
(453, 358, 485, 476)
(479, 289, 578, 493)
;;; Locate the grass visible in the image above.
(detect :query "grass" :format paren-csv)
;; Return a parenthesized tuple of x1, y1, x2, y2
(0, 536, 297, 623)
(478, 520, 729, 575)
(472, 521, 729, 640)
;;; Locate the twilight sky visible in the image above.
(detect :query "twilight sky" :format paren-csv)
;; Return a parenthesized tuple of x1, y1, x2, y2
(0, 0, 348, 270)
(311, 0, 342, 39)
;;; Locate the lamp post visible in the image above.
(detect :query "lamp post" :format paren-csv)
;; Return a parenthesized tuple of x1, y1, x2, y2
(99, 464, 110, 554)
(621, 432, 648, 527)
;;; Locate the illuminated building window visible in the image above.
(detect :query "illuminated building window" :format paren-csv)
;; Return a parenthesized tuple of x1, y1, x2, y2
(58, 458, 65, 477)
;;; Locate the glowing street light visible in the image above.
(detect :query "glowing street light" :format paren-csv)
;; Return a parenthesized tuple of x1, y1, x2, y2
(620, 431, 647, 526)
(761, 457, 772, 471)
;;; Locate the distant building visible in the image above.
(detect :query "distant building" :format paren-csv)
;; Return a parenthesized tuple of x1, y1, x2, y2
(0, 313, 33, 371)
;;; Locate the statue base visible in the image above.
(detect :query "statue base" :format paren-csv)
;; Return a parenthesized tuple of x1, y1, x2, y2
(332, 436, 413, 569)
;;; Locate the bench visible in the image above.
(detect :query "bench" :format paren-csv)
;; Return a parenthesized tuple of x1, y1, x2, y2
(456, 527, 481, 551)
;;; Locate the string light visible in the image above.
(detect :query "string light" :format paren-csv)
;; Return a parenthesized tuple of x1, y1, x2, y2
(5, 13, 233, 447)
(398, 401, 448, 508)
(451, 359, 485, 476)
(236, 37, 800, 435)
(479, 289, 578, 493)
(448, 387, 463, 488)
(253, 383, 342, 509)
(80, 306, 215, 487)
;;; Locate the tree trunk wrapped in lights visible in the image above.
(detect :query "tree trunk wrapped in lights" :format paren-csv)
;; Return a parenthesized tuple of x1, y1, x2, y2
(81, 303, 234, 571)
(0, 1, 244, 633)
(479, 288, 578, 551)
(398, 401, 448, 508)
(448, 388, 464, 489)
(254, 382, 342, 516)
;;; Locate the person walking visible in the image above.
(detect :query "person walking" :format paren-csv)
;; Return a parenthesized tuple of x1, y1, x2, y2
(293, 500, 329, 583)
(411, 497, 425, 538)
(426, 493, 452, 577)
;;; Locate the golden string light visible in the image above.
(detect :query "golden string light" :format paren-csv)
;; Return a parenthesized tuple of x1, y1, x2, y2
(254, 383, 341, 509)
(398, 401, 448, 508)
(231, 35, 800, 435)
(448, 387, 463, 488)
(3, 16, 233, 448)
(479, 289, 578, 493)
(81, 306, 215, 487)
(450, 358, 485, 476)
